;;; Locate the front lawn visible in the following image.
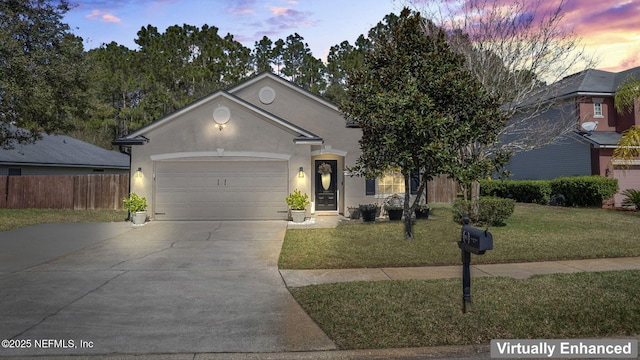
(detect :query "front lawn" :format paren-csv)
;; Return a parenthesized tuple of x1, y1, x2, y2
(0, 209, 128, 232)
(291, 270, 640, 349)
(279, 204, 640, 269)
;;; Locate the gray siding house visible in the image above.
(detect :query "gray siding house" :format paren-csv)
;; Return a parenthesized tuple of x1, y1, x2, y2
(505, 66, 640, 207)
(0, 130, 129, 176)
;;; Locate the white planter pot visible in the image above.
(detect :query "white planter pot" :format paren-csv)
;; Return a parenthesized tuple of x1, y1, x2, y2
(290, 210, 306, 223)
(132, 211, 147, 225)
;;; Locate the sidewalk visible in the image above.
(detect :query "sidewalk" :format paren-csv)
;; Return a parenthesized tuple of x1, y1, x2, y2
(280, 256, 640, 287)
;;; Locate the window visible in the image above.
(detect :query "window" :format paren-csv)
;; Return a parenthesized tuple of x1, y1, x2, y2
(378, 170, 405, 195)
(593, 102, 603, 117)
(8, 168, 21, 176)
(593, 98, 604, 118)
(365, 172, 419, 196)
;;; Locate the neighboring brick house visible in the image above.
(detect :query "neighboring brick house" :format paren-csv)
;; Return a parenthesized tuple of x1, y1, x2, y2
(505, 66, 640, 207)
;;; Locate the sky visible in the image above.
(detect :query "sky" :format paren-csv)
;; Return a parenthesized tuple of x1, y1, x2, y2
(62, 0, 640, 73)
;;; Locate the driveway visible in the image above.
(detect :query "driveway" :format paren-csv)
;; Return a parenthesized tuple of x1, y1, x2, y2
(0, 221, 335, 356)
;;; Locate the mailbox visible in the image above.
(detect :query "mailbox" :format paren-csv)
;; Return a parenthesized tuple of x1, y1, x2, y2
(458, 225, 493, 255)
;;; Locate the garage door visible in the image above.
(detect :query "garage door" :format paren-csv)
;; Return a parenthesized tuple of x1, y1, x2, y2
(613, 165, 640, 208)
(155, 160, 289, 220)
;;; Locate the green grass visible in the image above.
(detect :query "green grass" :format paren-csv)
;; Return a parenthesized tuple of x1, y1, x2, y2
(279, 204, 640, 269)
(0, 208, 128, 232)
(291, 270, 640, 349)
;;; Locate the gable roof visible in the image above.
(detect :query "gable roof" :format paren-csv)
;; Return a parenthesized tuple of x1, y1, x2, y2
(228, 71, 340, 112)
(116, 85, 323, 144)
(1, 130, 129, 169)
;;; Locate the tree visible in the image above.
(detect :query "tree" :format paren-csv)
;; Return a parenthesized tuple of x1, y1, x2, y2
(341, 8, 506, 240)
(405, 0, 596, 163)
(0, 0, 88, 149)
(325, 36, 370, 105)
(253, 36, 274, 73)
(613, 76, 640, 165)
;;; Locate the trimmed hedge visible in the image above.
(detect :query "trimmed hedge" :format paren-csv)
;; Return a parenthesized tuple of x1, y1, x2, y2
(480, 179, 551, 204)
(480, 176, 618, 207)
(550, 176, 619, 207)
(452, 197, 516, 226)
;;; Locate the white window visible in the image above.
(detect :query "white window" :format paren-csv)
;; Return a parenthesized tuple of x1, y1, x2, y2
(594, 103, 603, 117)
(377, 169, 405, 195)
(593, 98, 604, 118)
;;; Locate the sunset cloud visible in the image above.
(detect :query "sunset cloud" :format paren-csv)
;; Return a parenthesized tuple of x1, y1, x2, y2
(85, 9, 121, 23)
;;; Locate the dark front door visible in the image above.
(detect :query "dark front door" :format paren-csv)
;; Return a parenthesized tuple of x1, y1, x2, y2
(315, 160, 337, 211)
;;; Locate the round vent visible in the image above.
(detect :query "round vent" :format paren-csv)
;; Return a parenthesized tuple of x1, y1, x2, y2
(259, 86, 276, 104)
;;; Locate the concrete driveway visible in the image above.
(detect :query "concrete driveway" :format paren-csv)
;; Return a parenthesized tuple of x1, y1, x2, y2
(0, 221, 335, 356)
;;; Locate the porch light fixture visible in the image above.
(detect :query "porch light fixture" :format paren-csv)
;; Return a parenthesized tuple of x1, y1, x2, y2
(298, 167, 304, 178)
(213, 106, 231, 131)
(135, 167, 142, 178)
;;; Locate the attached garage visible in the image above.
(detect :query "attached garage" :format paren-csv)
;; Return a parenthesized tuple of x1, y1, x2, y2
(154, 160, 289, 220)
(613, 165, 640, 208)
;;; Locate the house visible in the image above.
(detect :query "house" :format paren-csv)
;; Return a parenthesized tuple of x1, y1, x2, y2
(505, 66, 640, 207)
(0, 129, 129, 176)
(114, 72, 421, 221)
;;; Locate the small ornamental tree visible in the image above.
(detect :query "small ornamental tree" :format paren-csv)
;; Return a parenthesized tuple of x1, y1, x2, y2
(340, 8, 506, 240)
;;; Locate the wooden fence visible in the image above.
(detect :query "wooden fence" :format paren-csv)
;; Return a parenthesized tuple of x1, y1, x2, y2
(427, 174, 458, 203)
(0, 174, 129, 210)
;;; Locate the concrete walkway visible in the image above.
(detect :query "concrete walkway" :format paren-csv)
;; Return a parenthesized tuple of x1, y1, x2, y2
(280, 256, 640, 287)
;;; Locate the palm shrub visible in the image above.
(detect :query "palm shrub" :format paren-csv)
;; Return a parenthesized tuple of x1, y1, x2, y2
(621, 189, 640, 209)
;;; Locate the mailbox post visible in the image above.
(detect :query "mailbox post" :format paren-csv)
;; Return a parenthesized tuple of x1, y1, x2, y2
(458, 215, 493, 313)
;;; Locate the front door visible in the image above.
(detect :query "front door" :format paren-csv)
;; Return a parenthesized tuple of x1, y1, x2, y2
(315, 160, 337, 211)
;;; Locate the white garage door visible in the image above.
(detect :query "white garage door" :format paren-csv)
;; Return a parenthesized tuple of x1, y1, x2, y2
(613, 165, 640, 208)
(155, 160, 289, 220)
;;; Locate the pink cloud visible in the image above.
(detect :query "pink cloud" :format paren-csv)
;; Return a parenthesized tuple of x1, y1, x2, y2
(268, 6, 290, 16)
(85, 9, 121, 23)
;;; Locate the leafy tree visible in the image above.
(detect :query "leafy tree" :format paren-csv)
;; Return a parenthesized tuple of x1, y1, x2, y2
(276, 33, 327, 94)
(405, 0, 597, 183)
(341, 8, 506, 240)
(0, 0, 88, 149)
(613, 76, 640, 165)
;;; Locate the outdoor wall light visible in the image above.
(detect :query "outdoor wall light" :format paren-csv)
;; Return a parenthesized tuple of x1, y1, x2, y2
(135, 167, 142, 178)
(213, 106, 231, 131)
(298, 167, 304, 178)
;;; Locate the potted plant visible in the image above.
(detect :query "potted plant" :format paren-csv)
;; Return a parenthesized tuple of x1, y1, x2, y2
(285, 189, 310, 223)
(415, 204, 430, 219)
(123, 193, 147, 225)
(384, 194, 404, 221)
(359, 204, 379, 222)
(347, 206, 361, 220)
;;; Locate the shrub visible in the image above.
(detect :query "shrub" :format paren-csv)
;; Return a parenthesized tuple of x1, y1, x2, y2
(452, 197, 516, 226)
(123, 193, 147, 212)
(621, 189, 640, 209)
(285, 189, 310, 210)
(550, 176, 618, 207)
(477, 197, 516, 226)
(480, 179, 551, 204)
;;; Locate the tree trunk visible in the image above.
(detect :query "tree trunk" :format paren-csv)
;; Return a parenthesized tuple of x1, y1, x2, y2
(404, 174, 413, 241)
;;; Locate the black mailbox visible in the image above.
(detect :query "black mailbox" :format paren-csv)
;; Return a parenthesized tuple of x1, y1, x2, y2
(458, 225, 493, 255)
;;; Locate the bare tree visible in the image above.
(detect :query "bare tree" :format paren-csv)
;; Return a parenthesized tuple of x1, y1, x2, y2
(402, 0, 598, 156)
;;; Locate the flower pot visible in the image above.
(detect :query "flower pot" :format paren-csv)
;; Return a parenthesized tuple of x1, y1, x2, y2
(415, 208, 430, 219)
(360, 208, 377, 222)
(132, 211, 147, 225)
(387, 209, 403, 221)
(348, 207, 361, 220)
(290, 209, 306, 223)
